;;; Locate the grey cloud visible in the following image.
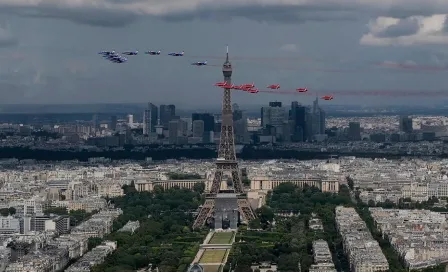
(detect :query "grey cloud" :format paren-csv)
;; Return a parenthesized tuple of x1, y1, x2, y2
(161, 5, 359, 24)
(1, 6, 137, 28)
(444, 16, 448, 32)
(0, 28, 18, 48)
(1, 1, 448, 27)
(375, 18, 420, 38)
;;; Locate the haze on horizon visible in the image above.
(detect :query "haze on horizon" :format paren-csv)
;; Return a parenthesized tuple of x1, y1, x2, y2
(1, 1, 448, 106)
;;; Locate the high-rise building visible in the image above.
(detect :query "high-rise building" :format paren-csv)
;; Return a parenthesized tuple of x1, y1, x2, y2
(290, 102, 309, 142)
(348, 122, 361, 141)
(261, 102, 286, 138)
(127, 114, 134, 126)
(233, 103, 248, 143)
(160, 104, 176, 128)
(399, 116, 413, 133)
(192, 120, 204, 138)
(192, 113, 215, 143)
(168, 120, 179, 144)
(311, 97, 326, 136)
(110, 115, 117, 131)
(92, 114, 99, 132)
(148, 103, 158, 132)
(143, 109, 151, 135)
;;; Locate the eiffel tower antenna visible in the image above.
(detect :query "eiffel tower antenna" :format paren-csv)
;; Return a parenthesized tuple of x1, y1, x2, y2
(192, 46, 256, 229)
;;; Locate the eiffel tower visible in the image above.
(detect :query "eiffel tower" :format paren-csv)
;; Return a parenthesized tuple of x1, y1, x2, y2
(192, 47, 256, 229)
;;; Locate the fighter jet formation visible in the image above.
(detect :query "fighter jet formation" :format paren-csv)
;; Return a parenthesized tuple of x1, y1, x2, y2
(98, 51, 127, 63)
(98, 49, 175, 63)
(97, 47, 333, 100)
(215, 82, 333, 100)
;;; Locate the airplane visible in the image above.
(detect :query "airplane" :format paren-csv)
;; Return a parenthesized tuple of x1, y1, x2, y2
(321, 95, 333, 100)
(239, 86, 253, 91)
(219, 83, 235, 89)
(267, 84, 280, 89)
(241, 82, 255, 88)
(145, 50, 161, 55)
(248, 88, 259, 93)
(214, 81, 228, 87)
(232, 85, 244, 90)
(192, 61, 207, 66)
(297, 88, 308, 93)
(122, 51, 138, 56)
(168, 51, 184, 56)
(108, 56, 127, 63)
(98, 50, 116, 56)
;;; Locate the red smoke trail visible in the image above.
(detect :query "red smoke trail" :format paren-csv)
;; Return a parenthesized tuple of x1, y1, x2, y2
(375, 62, 448, 72)
(228, 88, 448, 97)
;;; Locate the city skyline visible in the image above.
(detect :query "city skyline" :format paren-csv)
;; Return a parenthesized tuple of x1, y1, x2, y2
(0, 2, 448, 105)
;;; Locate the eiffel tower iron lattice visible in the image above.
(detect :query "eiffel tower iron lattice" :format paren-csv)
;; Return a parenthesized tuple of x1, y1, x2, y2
(193, 47, 256, 229)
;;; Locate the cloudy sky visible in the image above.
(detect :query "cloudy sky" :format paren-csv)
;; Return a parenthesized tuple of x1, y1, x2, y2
(1, 0, 448, 107)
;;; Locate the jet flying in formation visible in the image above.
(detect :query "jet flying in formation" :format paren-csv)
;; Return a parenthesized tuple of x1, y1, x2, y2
(214, 81, 228, 87)
(248, 88, 259, 93)
(296, 88, 308, 93)
(122, 51, 138, 56)
(99, 50, 127, 63)
(267, 84, 280, 89)
(240, 82, 255, 89)
(98, 50, 116, 56)
(108, 56, 128, 63)
(222, 83, 235, 89)
(191, 61, 207, 66)
(321, 95, 334, 100)
(168, 51, 185, 56)
(145, 50, 161, 55)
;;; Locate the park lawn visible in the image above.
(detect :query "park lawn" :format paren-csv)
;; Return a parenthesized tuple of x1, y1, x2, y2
(201, 264, 222, 272)
(199, 249, 227, 263)
(208, 232, 234, 244)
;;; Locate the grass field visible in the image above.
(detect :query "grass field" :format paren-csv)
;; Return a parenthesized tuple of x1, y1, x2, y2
(199, 249, 227, 263)
(202, 265, 222, 272)
(208, 232, 234, 244)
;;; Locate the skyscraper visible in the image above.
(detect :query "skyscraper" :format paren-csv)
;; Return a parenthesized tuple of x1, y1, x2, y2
(348, 122, 361, 141)
(311, 97, 326, 137)
(110, 115, 117, 131)
(168, 120, 179, 144)
(261, 102, 286, 139)
(92, 114, 99, 132)
(233, 103, 248, 144)
(399, 116, 413, 133)
(159, 104, 176, 128)
(143, 109, 151, 135)
(192, 113, 215, 143)
(290, 102, 309, 142)
(148, 103, 158, 132)
(192, 120, 205, 138)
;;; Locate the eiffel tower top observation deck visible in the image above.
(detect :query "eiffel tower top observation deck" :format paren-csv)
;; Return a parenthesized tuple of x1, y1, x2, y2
(223, 45, 232, 78)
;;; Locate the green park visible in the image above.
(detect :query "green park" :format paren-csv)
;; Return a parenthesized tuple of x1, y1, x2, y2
(86, 180, 448, 272)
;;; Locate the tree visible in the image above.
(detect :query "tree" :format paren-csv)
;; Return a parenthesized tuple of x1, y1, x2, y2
(8, 207, 16, 215)
(88, 237, 103, 250)
(193, 182, 205, 194)
(0, 208, 8, 216)
(122, 181, 137, 194)
(248, 218, 262, 229)
(256, 206, 274, 229)
(347, 177, 354, 190)
(92, 187, 204, 272)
